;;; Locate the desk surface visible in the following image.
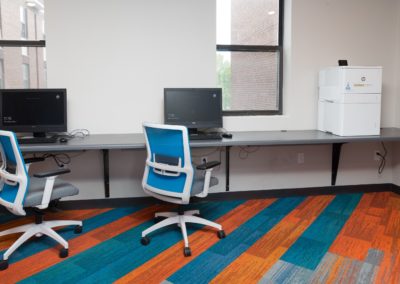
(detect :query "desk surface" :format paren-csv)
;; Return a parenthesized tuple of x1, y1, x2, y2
(19, 128, 400, 153)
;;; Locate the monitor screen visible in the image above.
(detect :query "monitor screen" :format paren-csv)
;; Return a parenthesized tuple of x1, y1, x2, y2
(164, 88, 222, 129)
(0, 89, 67, 136)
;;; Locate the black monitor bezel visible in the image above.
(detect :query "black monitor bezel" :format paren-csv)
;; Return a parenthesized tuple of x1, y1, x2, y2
(0, 88, 67, 134)
(164, 88, 223, 129)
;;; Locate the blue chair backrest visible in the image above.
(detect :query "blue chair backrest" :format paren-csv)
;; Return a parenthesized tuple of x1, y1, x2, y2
(0, 130, 29, 215)
(142, 123, 194, 203)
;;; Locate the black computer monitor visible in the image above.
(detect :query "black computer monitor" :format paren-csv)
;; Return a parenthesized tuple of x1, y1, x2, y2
(0, 89, 67, 137)
(164, 88, 222, 132)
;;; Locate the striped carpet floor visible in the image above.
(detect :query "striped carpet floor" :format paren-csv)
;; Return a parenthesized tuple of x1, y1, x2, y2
(0, 191, 399, 283)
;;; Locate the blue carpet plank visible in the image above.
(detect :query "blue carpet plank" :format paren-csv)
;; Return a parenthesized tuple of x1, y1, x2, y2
(19, 200, 243, 283)
(280, 193, 362, 270)
(167, 196, 306, 284)
(2, 206, 146, 264)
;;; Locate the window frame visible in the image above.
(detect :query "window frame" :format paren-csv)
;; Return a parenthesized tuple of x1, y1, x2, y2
(0, 39, 46, 88)
(0, 58, 4, 88)
(0, 0, 46, 89)
(20, 6, 28, 39)
(22, 62, 30, 88)
(217, 0, 284, 116)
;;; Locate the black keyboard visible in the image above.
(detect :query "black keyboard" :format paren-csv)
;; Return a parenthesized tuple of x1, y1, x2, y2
(18, 136, 58, 144)
(189, 133, 222, 140)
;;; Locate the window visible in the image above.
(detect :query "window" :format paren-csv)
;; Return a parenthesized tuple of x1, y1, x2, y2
(0, 0, 46, 89)
(0, 59, 4, 88)
(20, 7, 28, 39)
(216, 0, 283, 115)
(22, 63, 30, 88)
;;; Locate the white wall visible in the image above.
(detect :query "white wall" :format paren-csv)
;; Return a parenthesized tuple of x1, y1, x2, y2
(225, 0, 400, 131)
(43, 0, 400, 199)
(46, 0, 216, 134)
(227, 0, 399, 193)
(390, 0, 400, 186)
(47, 0, 400, 134)
(395, 0, 400, 127)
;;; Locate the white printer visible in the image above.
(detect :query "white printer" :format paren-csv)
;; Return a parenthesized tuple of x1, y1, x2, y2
(317, 66, 382, 136)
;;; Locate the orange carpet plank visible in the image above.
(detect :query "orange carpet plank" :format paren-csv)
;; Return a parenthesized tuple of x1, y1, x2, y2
(328, 192, 400, 283)
(0, 192, 399, 283)
(0, 208, 110, 250)
(115, 199, 276, 284)
(0, 204, 167, 284)
(210, 195, 334, 284)
(329, 192, 383, 260)
(374, 195, 400, 283)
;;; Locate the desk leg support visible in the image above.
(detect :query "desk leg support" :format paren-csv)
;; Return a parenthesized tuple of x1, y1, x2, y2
(103, 149, 110, 198)
(331, 143, 343, 186)
(226, 146, 231, 192)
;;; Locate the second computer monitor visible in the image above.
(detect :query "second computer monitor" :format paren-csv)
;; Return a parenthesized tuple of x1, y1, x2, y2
(164, 88, 222, 130)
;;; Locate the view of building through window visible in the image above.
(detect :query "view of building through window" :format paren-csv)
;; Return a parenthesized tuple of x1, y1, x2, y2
(217, 0, 282, 114)
(0, 0, 46, 89)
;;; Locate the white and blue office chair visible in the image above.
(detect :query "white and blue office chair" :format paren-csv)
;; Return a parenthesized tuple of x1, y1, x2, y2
(0, 130, 82, 270)
(141, 123, 225, 256)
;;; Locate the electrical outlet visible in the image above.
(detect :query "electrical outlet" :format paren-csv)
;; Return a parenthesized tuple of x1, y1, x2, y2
(297, 153, 305, 164)
(374, 151, 381, 161)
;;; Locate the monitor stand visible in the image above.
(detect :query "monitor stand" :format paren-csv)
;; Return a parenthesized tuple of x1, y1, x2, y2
(188, 128, 222, 140)
(17, 132, 58, 144)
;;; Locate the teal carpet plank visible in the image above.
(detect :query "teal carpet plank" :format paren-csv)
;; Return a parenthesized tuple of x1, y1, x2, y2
(3, 206, 146, 264)
(19, 200, 243, 284)
(7, 192, 397, 283)
(301, 214, 348, 243)
(0, 212, 20, 224)
(280, 193, 362, 270)
(167, 196, 306, 284)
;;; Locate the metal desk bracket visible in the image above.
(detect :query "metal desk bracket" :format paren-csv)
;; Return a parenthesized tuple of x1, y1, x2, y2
(226, 146, 231, 191)
(331, 143, 344, 186)
(102, 149, 110, 197)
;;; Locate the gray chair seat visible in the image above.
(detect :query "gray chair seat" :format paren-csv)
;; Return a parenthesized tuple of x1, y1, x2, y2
(191, 175, 218, 196)
(24, 177, 79, 208)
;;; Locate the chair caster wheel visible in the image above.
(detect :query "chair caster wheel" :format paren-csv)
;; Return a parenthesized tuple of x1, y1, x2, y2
(183, 247, 191, 257)
(59, 248, 69, 258)
(74, 225, 83, 234)
(141, 236, 150, 246)
(217, 230, 226, 239)
(0, 260, 8, 270)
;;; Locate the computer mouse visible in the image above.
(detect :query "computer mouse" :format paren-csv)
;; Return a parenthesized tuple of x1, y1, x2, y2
(222, 133, 233, 139)
(59, 137, 68, 143)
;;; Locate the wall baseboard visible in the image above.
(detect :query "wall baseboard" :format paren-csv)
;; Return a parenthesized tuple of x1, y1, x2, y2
(57, 183, 397, 210)
(391, 184, 400, 194)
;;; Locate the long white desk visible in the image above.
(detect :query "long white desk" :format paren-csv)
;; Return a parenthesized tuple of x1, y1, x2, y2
(19, 128, 400, 196)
